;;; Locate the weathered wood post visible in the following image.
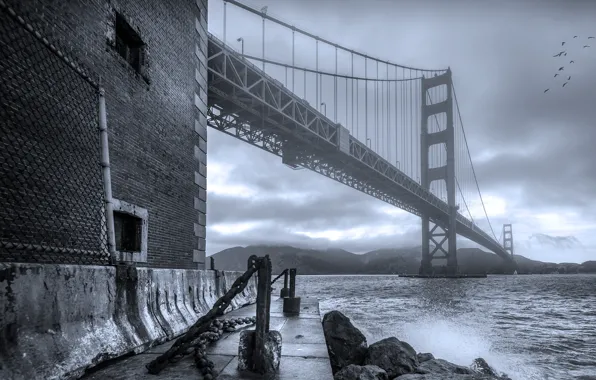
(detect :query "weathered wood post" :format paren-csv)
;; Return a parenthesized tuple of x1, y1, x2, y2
(238, 255, 282, 374)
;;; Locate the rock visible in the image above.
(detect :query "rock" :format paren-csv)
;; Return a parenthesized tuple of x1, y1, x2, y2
(322, 311, 368, 374)
(334, 364, 388, 380)
(397, 374, 501, 380)
(417, 353, 435, 363)
(416, 358, 476, 375)
(470, 358, 498, 376)
(364, 337, 418, 378)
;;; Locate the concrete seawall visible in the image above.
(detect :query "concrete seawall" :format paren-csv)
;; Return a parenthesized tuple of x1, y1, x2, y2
(0, 263, 257, 380)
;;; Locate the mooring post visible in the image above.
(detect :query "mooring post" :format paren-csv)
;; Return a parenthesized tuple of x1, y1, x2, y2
(280, 269, 290, 298)
(253, 256, 272, 371)
(283, 268, 301, 313)
(238, 256, 282, 374)
(210, 256, 215, 270)
(289, 268, 296, 297)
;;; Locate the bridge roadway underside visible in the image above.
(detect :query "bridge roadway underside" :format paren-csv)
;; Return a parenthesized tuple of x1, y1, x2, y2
(206, 34, 515, 268)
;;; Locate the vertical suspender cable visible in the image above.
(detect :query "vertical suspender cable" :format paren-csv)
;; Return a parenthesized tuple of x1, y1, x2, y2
(316, 39, 319, 111)
(365, 59, 368, 145)
(386, 65, 390, 159)
(395, 65, 398, 168)
(376, 61, 379, 152)
(292, 29, 295, 92)
(335, 47, 338, 122)
(351, 53, 354, 135)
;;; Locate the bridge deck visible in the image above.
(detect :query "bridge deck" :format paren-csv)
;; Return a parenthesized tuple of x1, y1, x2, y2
(82, 297, 333, 380)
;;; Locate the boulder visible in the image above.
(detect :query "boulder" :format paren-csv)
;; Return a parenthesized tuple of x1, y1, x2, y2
(334, 364, 388, 380)
(364, 337, 418, 378)
(322, 311, 368, 374)
(397, 374, 500, 380)
(417, 353, 435, 363)
(470, 358, 498, 376)
(416, 358, 476, 375)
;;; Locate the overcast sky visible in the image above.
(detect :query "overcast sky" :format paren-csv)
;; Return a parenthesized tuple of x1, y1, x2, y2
(205, 0, 596, 264)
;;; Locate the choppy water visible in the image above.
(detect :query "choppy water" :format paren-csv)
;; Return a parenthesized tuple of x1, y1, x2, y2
(294, 274, 596, 380)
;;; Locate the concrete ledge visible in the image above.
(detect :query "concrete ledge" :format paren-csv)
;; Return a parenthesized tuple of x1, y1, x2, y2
(0, 263, 257, 380)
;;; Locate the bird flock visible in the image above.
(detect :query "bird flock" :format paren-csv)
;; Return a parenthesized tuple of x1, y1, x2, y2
(544, 35, 594, 93)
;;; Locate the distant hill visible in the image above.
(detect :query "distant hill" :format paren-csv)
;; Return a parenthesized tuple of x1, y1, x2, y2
(211, 245, 596, 275)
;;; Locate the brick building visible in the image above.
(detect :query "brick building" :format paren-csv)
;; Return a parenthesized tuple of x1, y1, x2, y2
(1, 0, 209, 269)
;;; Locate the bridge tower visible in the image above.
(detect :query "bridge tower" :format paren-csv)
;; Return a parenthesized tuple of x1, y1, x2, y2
(419, 69, 458, 276)
(502, 223, 514, 256)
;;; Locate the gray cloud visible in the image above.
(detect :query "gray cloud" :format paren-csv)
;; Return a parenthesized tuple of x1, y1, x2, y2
(205, 0, 596, 263)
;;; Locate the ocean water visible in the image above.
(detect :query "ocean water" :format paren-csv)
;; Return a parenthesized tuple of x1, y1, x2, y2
(294, 274, 596, 380)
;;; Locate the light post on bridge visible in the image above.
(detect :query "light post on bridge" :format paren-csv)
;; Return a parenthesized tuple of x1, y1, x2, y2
(366, 138, 371, 148)
(261, 6, 267, 71)
(320, 102, 326, 116)
(237, 37, 244, 55)
(396, 160, 400, 170)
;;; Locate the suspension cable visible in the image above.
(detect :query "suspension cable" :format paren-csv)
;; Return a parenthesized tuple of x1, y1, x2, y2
(452, 82, 498, 241)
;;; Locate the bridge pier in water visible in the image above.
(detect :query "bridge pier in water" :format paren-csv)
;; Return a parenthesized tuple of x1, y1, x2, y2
(419, 69, 458, 276)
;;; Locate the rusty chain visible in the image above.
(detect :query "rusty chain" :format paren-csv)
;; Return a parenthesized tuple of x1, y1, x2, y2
(146, 255, 262, 375)
(190, 316, 256, 379)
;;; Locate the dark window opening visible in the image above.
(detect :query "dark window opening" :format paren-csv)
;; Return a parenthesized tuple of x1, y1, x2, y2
(114, 212, 142, 252)
(115, 13, 145, 72)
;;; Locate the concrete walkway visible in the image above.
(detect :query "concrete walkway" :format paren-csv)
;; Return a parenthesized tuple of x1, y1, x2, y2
(82, 297, 333, 380)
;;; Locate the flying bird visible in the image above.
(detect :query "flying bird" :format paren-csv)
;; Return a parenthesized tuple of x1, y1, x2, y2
(563, 82, 568, 87)
(589, 36, 595, 39)
(559, 66, 564, 71)
(564, 53, 567, 56)
(553, 51, 565, 57)
(554, 73, 559, 77)
(562, 41, 566, 46)
(584, 45, 591, 48)
(544, 88, 550, 93)
(574, 36, 578, 38)
(570, 60, 575, 63)
(568, 75, 571, 80)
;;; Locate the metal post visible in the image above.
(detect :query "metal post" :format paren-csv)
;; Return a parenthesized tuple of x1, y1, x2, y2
(261, 10, 266, 71)
(223, 1, 227, 44)
(289, 268, 296, 298)
(237, 37, 244, 55)
(283, 270, 288, 290)
(98, 88, 117, 264)
(254, 256, 272, 373)
(210, 256, 215, 270)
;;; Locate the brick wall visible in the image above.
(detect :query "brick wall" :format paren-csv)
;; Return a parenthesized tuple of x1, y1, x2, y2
(3, 0, 209, 269)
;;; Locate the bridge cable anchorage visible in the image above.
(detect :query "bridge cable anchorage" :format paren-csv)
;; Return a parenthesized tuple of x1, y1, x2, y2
(452, 82, 498, 241)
